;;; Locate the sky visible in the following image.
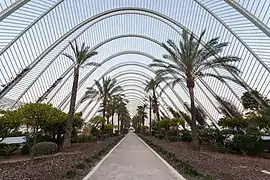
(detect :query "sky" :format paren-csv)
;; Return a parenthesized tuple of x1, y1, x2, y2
(0, 0, 270, 124)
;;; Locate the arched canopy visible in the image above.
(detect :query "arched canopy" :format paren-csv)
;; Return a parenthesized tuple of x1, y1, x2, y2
(0, 0, 269, 124)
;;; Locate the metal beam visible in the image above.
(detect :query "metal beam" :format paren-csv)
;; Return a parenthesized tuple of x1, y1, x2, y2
(0, 0, 30, 22)
(224, 0, 270, 38)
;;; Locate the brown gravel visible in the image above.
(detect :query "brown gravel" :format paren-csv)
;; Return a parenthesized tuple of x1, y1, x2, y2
(143, 136, 270, 180)
(0, 137, 119, 180)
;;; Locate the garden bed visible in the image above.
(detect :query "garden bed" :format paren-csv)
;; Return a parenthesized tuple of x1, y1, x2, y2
(0, 136, 123, 180)
(140, 135, 270, 180)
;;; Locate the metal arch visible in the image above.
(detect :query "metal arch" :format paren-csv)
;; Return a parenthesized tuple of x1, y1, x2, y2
(75, 70, 183, 117)
(115, 83, 171, 117)
(54, 49, 223, 123)
(52, 48, 232, 119)
(63, 60, 220, 128)
(0, 0, 64, 56)
(57, 51, 187, 115)
(224, 0, 270, 38)
(0, 0, 30, 21)
(84, 88, 171, 121)
(85, 96, 145, 121)
(194, 0, 270, 80)
(114, 78, 179, 114)
(7, 7, 242, 105)
(110, 71, 187, 115)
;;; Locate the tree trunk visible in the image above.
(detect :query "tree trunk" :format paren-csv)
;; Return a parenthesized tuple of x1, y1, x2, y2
(187, 79, 198, 147)
(117, 115, 120, 132)
(102, 100, 106, 129)
(111, 112, 114, 126)
(62, 65, 79, 148)
(149, 96, 152, 131)
(30, 128, 37, 166)
(153, 92, 160, 121)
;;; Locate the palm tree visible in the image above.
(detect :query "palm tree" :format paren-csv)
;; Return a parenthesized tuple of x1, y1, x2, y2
(62, 41, 98, 148)
(115, 99, 129, 133)
(150, 29, 241, 145)
(137, 104, 148, 126)
(145, 77, 162, 121)
(82, 76, 123, 125)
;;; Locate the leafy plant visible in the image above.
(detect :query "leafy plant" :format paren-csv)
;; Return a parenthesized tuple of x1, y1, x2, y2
(74, 162, 86, 169)
(65, 170, 76, 179)
(32, 141, 58, 156)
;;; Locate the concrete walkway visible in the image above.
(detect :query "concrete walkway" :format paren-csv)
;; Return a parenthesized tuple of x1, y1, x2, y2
(83, 133, 185, 180)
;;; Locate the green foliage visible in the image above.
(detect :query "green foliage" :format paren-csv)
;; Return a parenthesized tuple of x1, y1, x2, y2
(181, 130, 192, 142)
(89, 116, 105, 128)
(21, 144, 30, 155)
(65, 170, 76, 179)
(218, 116, 249, 131)
(74, 162, 86, 169)
(232, 134, 262, 155)
(32, 141, 58, 156)
(0, 110, 22, 141)
(0, 143, 20, 156)
(241, 90, 268, 111)
(104, 124, 113, 136)
(171, 117, 185, 128)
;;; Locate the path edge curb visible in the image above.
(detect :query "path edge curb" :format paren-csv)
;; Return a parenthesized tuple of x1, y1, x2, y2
(82, 135, 127, 180)
(137, 134, 186, 180)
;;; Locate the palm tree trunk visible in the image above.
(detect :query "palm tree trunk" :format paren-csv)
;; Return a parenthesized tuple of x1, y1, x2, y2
(111, 112, 114, 126)
(62, 65, 79, 148)
(187, 79, 198, 147)
(153, 92, 160, 121)
(149, 96, 152, 131)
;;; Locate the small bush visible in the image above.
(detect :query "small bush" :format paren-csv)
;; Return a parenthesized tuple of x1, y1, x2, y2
(232, 134, 262, 155)
(181, 130, 192, 142)
(65, 170, 76, 179)
(74, 162, 86, 169)
(21, 144, 30, 155)
(32, 141, 58, 156)
(85, 157, 94, 163)
(0, 143, 20, 156)
(104, 124, 113, 136)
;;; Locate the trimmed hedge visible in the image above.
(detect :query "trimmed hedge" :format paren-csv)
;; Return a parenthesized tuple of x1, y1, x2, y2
(32, 141, 58, 156)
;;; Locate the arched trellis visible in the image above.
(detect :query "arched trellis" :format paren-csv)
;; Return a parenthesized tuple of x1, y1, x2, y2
(82, 86, 171, 121)
(65, 61, 219, 128)
(53, 49, 231, 120)
(85, 96, 145, 121)
(4, 7, 264, 108)
(76, 70, 184, 118)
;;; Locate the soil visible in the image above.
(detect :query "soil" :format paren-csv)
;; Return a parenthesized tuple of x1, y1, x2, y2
(0, 137, 119, 180)
(143, 136, 270, 180)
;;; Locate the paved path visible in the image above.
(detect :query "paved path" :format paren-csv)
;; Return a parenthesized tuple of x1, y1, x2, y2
(84, 133, 185, 180)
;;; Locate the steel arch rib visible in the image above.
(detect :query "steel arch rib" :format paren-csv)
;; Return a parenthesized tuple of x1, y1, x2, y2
(7, 7, 245, 105)
(62, 61, 219, 128)
(55, 50, 220, 126)
(83, 84, 171, 120)
(75, 70, 184, 117)
(0, 0, 30, 21)
(223, 0, 270, 38)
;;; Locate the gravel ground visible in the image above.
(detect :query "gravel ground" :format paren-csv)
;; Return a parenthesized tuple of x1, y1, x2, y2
(0, 137, 119, 180)
(143, 136, 270, 180)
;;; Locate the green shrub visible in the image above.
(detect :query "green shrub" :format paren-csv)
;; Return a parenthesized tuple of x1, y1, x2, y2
(74, 162, 86, 169)
(104, 124, 113, 136)
(0, 143, 20, 156)
(232, 134, 262, 155)
(32, 141, 58, 156)
(181, 130, 192, 142)
(21, 144, 30, 155)
(65, 170, 76, 179)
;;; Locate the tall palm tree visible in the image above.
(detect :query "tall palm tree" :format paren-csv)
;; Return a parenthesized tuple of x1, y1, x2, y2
(150, 29, 241, 145)
(62, 41, 98, 148)
(115, 99, 129, 133)
(137, 103, 148, 126)
(82, 76, 123, 125)
(145, 77, 162, 121)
